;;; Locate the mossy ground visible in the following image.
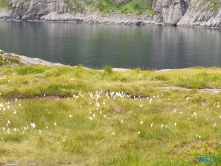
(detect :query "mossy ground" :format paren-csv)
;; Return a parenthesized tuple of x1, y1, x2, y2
(0, 63, 221, 165)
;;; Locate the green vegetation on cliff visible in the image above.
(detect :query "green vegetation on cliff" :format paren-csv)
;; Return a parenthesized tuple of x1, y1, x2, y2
(0, 0, 8, 9)
(0, 53, 221, 165)
(85, 0, 152, 15)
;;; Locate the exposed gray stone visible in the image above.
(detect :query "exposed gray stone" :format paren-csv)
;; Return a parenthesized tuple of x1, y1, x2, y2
(1, 0, 221, 28)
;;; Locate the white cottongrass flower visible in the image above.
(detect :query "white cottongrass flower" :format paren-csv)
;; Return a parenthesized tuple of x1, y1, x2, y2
(217, 105, 220, 108)
(120, 120, 124, 124)
(103, 115, 106, 118)
(93, 114, 96, 118)
(95, 102, 100, 107)
(140, 121, 143, 125)
(54, 122, 57, 126)
(15, 98, 17, 102)
(196, 135, 202, 138)
(161, 124, 164, 128)
(137, 131, 140, 134)
(100, 111, 102, 114)
(220, 115, 221, 119)
(174, 122, 177, 126)
(186, 96, 190, 101)
(63, 138, 66, 142)
(30, 123, 36, 128)
(89, 117, 93, 120)
(140, 104, 142, 107)
(111, 132, 115, 136)
(14, 110, 17, 114)
(7, 120, 10, 124)
(173, 109, 177, 113)
(69, 115, 73, 118)
(214, 123, 216, 127)
(38, 130, 42, 134)
(151, 123, 153, 128)
(6, 129, 10, 134)
(19, 104, 21, 107)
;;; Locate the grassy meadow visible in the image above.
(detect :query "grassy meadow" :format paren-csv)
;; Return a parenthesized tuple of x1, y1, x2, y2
(0, 61, 221, 165)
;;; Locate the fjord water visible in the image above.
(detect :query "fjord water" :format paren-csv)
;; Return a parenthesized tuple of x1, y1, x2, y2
(0, 21, 221, 69)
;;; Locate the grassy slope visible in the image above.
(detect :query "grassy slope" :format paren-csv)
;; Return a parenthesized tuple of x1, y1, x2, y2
(0, 63, 221, 165)
(88, 0, 152, 15)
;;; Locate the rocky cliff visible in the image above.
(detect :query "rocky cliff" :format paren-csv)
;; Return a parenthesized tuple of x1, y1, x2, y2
(0, 0, 221, 28)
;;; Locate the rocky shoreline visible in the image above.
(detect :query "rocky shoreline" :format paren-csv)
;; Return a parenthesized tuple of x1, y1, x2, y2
(1, 0, 221, 29)
(0, 50, 64, 67)
(0, 9, 154, 26)
(0, 50, 131, 72)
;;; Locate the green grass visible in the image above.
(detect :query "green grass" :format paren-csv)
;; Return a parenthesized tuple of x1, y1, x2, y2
(203, 0, 221, 11)
(85, 0, 152, 15)
(0, 63, 221, 165)
(0, 0, 8, 9)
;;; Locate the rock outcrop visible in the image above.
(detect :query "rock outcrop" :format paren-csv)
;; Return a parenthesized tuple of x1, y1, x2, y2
(152, 0, 221, 28)
(0, 0, 221, 28)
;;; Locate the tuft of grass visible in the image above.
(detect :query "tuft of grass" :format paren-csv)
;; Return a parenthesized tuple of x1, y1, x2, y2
(104, 65, 113, 75)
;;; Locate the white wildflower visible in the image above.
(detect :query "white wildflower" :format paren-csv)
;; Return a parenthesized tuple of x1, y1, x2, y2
(214, 123, 216, 127)
(120, 120, 124, 124)
(140, 121, 143, 125)
(186, 96, 190, 101)
(69, 115, 73, 118)
(174, 122, 177, 126)
(137, 131, 140, 134)
(30, 123, 36, 128)
(54, 122, 57, 126)
(111, 132, 115, 136)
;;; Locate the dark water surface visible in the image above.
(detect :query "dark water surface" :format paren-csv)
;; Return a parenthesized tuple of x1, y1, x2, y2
(0, 21, 221, 69)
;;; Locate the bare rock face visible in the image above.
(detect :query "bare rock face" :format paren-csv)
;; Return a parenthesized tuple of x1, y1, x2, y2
(7, 0, 73, 20)
(0, 9, 11, 19)
(177, 0, 221, 28)
(152, 0, 188, 25)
